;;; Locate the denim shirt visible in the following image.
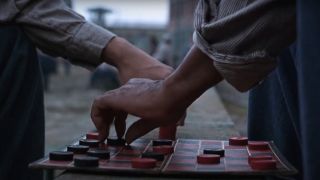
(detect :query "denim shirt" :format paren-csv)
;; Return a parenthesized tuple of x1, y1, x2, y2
(0, 0, 115, 68)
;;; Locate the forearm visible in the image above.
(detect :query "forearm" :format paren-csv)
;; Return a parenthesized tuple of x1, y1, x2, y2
(164, 46, 223, 108)
(102, 37, 157, 70)
(102, 37, 173, 83)
(13, 0, 171, 76)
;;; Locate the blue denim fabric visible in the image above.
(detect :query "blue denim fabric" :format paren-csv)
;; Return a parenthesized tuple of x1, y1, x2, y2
(296, 1, 320, 180)
(248, 1, 320, 180)
(0, 25, 44, 180)
(248, 46, 302, 180)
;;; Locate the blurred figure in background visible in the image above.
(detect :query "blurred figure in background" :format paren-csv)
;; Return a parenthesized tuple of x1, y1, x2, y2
(148, 35, 159, 55)
(153, 33, 172, 66)
(89, 63, 120, 91)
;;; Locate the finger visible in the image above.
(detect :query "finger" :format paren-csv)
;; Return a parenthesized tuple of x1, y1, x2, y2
(176, 112, 187, 126)
(101, 110, 115, 141)
(159, 124, 177, 140)
(125, 119, 160, 144)
(95, 91, 121, 109)
(114, 112, 128, 139)
(92, 111, 115, 142)
(91, 99, 115, 142)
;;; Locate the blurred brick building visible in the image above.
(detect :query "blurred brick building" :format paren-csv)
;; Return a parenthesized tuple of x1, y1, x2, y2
(169, 0, 198, 67)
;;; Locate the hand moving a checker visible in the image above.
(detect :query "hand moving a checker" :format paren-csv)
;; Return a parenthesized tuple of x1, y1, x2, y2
(91, 46, 223, 144)
(91, 36, 183, 142)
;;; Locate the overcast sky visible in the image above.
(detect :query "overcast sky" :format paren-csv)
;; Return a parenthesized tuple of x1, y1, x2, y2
(73, 0, 169, 27)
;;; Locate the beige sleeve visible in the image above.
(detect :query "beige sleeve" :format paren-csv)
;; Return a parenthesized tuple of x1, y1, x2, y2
(14, 0, 116, 68)
(194, 0, 296, 91)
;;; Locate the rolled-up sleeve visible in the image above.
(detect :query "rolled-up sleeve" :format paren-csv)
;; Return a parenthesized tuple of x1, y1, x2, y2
(193, 0, 296, 91)
(14, 0, 116, 68)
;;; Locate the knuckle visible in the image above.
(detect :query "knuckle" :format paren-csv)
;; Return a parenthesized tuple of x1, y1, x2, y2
(128, 78, 139, 83)
(94, 95, 103, 103)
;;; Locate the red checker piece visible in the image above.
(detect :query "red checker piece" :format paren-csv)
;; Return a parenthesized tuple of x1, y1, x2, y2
(131, 158, 157, 169)
(197, 154, 220, 164)
(229, 137, 248, 146)
(86, 132, 99, 140)
(159, 125, 177, 140)
(250, 159, 277, 170)
(248, 141, 270, 151)
(248, 155, 274, 164)
(99, 142, 106, 149)
(153, 145, 174, 155)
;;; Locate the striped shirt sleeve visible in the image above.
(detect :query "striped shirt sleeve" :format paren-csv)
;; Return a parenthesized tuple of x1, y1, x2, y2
(193, 0, 296, 91)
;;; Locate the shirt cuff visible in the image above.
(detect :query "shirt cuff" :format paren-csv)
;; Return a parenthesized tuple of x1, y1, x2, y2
(69, 22, 116, 68)
(193, 31, 277, 92)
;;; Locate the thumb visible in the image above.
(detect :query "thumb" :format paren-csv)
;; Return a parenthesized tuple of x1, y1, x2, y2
(125, 119, 159, 144)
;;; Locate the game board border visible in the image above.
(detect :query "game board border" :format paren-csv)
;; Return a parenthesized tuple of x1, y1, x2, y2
(268, 141, 298, 175)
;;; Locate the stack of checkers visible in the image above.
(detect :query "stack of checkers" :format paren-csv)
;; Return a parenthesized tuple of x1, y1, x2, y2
(197, 148, 224, 164)
(248, 141, 270, 151)
(247, 141, 275, 170)
(86, 132, 99, 140)
(196, 139, 228, 165)
(152, 139, 174, 155)
(248, 155, 276, 170)
(131, 139, 174, 169)
(152, 143, 174, 155)
(228, 137, 276, 170)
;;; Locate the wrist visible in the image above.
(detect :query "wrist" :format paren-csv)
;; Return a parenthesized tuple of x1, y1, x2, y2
(162, 46, 223, 108)
(162, 72, 198, 110)
(102, 37, 174, 83)
(101, 37, 129, 68)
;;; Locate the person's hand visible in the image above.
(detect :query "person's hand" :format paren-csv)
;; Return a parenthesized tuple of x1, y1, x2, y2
(95, 44, 223, 144)
(91, 78, 187, 144)
(99, 37, 178, 142)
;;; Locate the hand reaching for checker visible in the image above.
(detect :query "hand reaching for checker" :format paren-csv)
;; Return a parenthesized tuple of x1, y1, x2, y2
(95, 37, 185, 143)
(92, 45, 222, 144)
(91, 78, 186, 144)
